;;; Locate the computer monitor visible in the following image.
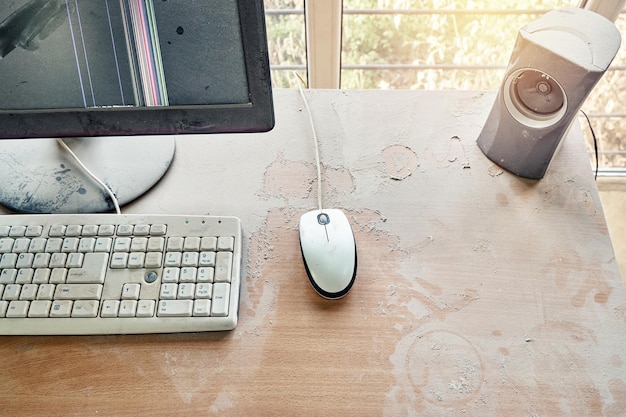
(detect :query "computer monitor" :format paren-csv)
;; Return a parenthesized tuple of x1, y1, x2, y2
(0, 0, 274, 213)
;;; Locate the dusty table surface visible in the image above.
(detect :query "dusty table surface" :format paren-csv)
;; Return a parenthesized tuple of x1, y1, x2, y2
(0, 89, 624, 416)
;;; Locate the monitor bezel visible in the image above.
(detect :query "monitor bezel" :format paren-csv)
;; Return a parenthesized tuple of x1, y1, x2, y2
(0, 0, 274, 139)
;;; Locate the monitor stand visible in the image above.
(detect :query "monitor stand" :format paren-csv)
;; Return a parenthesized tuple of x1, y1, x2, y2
(0, 136, 176, 214)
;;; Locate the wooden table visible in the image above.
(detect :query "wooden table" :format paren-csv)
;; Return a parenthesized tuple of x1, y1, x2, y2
(1, 90, 625, 416)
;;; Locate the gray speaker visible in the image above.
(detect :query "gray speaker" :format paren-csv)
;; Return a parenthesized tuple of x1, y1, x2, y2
(477, 8, 621, 179)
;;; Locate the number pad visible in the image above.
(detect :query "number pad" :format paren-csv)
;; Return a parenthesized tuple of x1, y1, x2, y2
(157, 235, 233, 316)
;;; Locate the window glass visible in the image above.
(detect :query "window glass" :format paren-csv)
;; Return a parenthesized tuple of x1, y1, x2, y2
(264, 0, 306, 88)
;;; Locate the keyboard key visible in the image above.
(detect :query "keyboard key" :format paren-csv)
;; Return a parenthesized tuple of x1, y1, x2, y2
(67, 253, 108, 284)
(19, 283, 38, 300)
(150, 224, 167, 235)
(0, 238, 14, 253)
(25, 226, 43, 237)
(9, 226, 26, 237)
(82, 225, 99, 236)
(32, 252, 51, 268)
(15, 268, 34, 284)
(182, 252, 199, 267)
(133, 224, 150, 236)
(167, 237, 184, 251)
(78, 238, 96, 252)
(193, 299, 211, 316)
(45, 238, 63, 253)
(66, 253, 84, 268)
(122, 283, 141, 300)
(65, 225, 82, 237)
(178, 283, 195, 299)
(180, 267, 197, 283)
(159, 283, 177, 300)
(162, 268, 180, 283)
(110, 253, 128, 269)
(0, 301, 7, 317)
(36, 284, 55, 300)
(157, 300, 193, 317)
(200, 237, 217, 251)
(199, 251, 216, 267)
(50, 300, 73, 318)
(100, 300, 120, 318)
(3, 284, 21, 300)
(114, 237, 132, 252)
(211, 283, 230, 317)
(16, 253, 34, 269)
(72, 300, 99, 318)
(28, 238, 47, 253)
(13, 238, 31, 253)
(49, 268, 67, 284)
(165, 252, 182, 267)
(128, 253, 145, 268)
(119, 300, 137, 317)
(0, 269, 17, 284)
(137, 300, 155, 317)
(33, 269, 51, 284)
(49, 253, 67, 268)
(131, 237, 148, 252)
(117, 225, 134, 236)
(214, 252, 233, 283)
(147, 237, 165, 252)
(28, 300, 52, 318)
(6, 300, 29, 318)
(98, 225, 115, 236)
(144, 252, 162, 269)
(48, 225, 66, 237)
(184, 237, 201, 251)
(94, 237, 113, 252)
(54, 284, 103, 300)
(195, 283, 213, 299)
(197, 267, 214, 283)
(61, 238, 79, 253)
(0, 253, 18, 269)
(217, 236, 235, 252)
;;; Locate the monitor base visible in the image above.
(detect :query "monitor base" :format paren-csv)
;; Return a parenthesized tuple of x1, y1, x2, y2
(0, 136, 176, 214)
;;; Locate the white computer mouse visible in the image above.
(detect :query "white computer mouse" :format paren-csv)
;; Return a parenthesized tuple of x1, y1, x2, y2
(298, 208, 357, 299)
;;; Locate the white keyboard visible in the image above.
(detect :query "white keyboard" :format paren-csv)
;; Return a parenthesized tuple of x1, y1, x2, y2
(0, 214, 241, 335)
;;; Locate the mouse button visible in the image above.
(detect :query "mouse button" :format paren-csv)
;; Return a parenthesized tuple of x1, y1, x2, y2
(299, 222, 325, 246)
(326, 215, 353, 238)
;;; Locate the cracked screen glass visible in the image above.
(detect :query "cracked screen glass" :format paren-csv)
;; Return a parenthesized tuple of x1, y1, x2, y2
(0, 0, 250, 110)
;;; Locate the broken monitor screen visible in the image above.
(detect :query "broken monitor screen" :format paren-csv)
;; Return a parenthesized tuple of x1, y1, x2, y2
(0, 0, 274, 137)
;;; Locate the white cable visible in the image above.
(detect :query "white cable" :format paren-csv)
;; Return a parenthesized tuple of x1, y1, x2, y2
(56, 138, 122, 214)
(294, 72, 324, 211)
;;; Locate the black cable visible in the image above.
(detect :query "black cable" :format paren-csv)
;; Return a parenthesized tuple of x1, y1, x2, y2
(580, 109, 599, 180)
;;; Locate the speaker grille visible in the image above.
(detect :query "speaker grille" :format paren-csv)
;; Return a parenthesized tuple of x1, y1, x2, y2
(504, 68, 567, 128)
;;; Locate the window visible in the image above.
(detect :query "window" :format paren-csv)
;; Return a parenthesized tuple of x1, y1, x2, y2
(264, 1, 626, 174)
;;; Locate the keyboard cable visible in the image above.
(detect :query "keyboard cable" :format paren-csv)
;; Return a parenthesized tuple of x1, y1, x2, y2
(56, 138, 122, 214)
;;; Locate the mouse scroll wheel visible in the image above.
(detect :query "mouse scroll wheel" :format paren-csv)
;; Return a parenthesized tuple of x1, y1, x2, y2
(317, 213, 330, 225)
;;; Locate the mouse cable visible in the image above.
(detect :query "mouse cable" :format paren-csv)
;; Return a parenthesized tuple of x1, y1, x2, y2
(579, 109, 599, 181)
(56, 138, 122, 214)
(294, 72, 324, 211)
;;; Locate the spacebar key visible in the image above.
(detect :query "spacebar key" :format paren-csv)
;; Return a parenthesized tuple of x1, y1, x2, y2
(157, 300, 193, 317)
